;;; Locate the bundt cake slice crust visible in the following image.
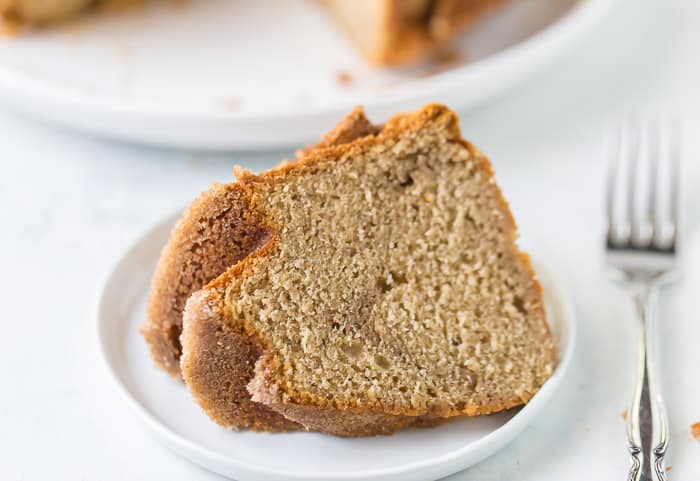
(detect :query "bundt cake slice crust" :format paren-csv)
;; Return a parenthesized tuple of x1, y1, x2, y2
(181, 104, 556, 436)
(180, 287, 300, 432)
(142, 183, 272, 378)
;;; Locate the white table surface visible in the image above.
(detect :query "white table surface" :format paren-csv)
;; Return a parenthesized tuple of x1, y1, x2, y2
(2, 0, 700, 480)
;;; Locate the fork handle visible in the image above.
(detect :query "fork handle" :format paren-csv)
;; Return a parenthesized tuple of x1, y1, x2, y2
(627, 284, 669, 481)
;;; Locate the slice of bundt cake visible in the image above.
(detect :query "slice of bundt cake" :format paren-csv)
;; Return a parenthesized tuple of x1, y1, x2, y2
(177, 103, 556, 436)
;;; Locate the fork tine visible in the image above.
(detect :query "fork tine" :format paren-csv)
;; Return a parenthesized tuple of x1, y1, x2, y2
(645, 114, 660, 247)
(606, 122, 625, 245)
(668, 116, 681, 248)
(626, 120, 640, 245)
(651, 115, 671, 250)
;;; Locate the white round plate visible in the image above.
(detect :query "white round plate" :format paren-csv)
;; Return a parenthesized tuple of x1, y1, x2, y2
(97, 213, 576, 481)
(1, 0, 609, 150)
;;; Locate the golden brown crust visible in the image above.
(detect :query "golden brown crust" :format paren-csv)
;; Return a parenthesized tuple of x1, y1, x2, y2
(250, 377, 424, 437)
(180, 290, 300, 431)
(142, 183, 272, 377)
(296, 106, 379, 157)
(255, 392, 535, 437)
(180, 103, 555, 435)
(235, 103, 463, 187)
(248, 354, 535, 437)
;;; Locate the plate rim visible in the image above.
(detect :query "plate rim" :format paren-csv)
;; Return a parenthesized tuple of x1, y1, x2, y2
(96, 212, 577, 481)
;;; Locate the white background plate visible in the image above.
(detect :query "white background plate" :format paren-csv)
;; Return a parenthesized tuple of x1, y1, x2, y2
(0, 0, 609, 149)
(97, 213, 576, 481)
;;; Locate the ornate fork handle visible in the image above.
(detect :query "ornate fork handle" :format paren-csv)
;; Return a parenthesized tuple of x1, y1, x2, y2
(627, 283, 669, 481)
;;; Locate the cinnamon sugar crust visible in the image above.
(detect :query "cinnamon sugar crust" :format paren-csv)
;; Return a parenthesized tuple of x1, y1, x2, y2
(141, 183, 272, 377)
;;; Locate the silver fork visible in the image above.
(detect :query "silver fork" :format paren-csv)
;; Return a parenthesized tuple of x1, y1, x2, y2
(605, 117, 681, 481)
